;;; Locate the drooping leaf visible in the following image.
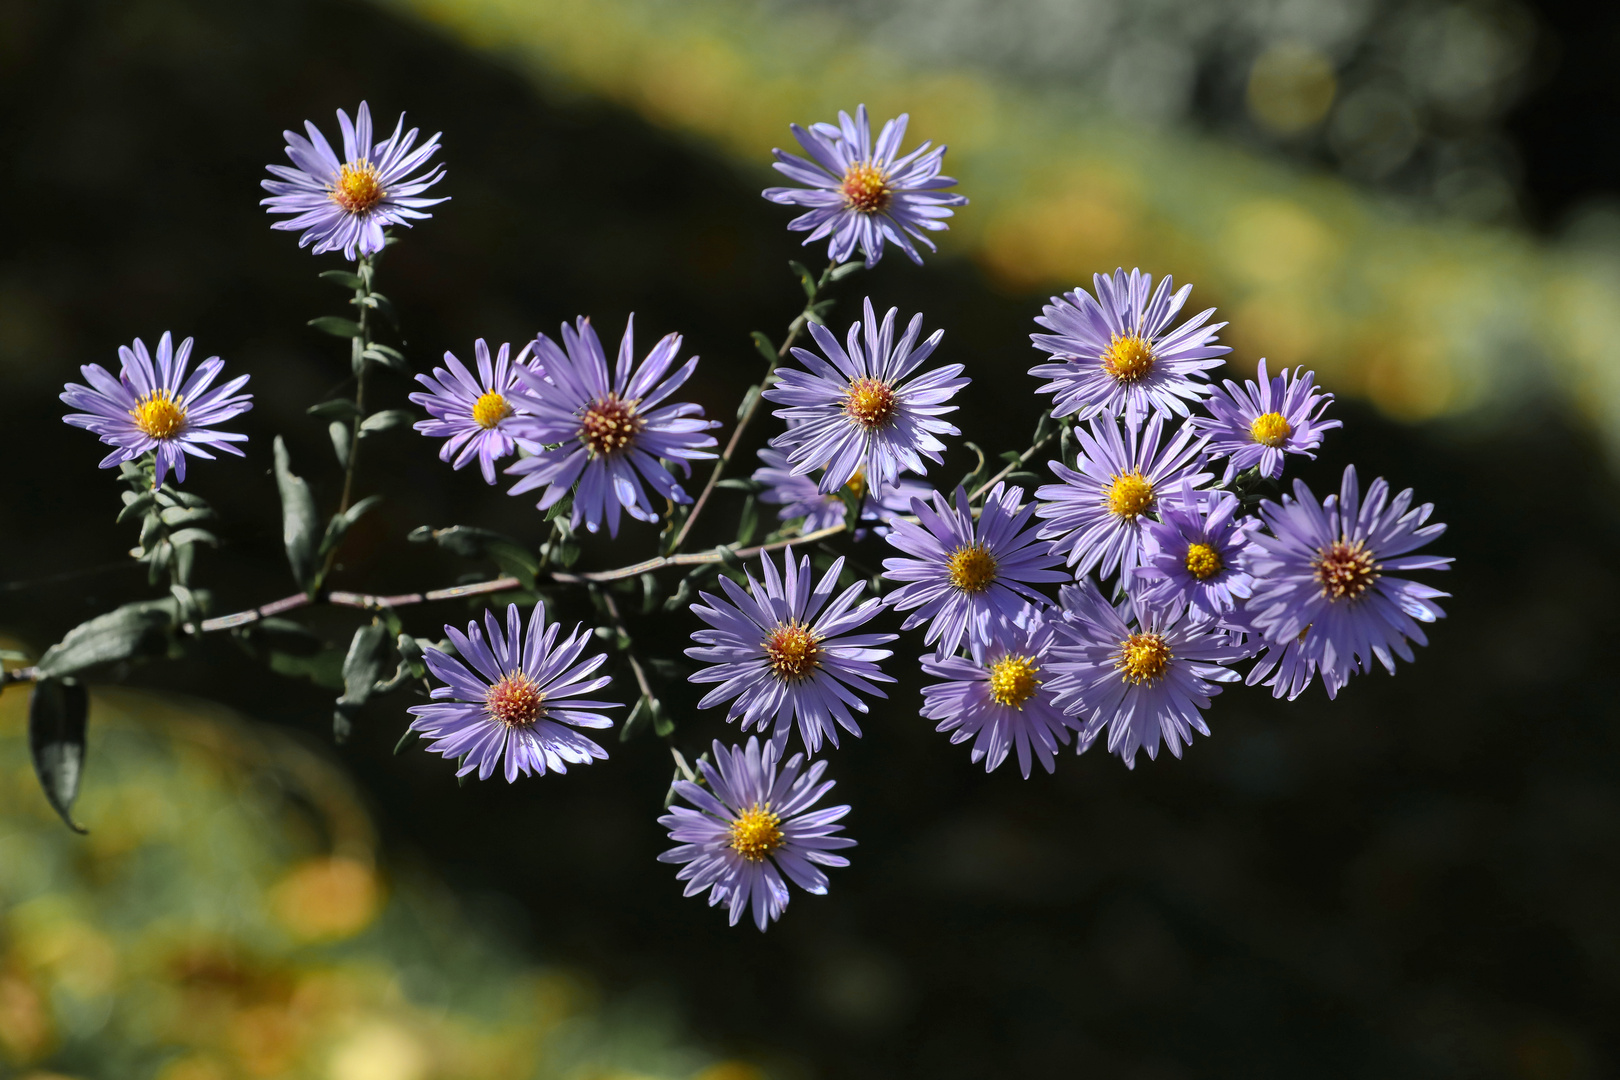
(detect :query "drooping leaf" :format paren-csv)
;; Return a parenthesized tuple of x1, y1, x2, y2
(116, 490, 159, 523)
(333, 622, 388, 743)
(308, 316, 363, 338)
(318, 269, 367, 290)
(307, 399, 361, 421)
(29, 677, 89, 833)
(273, 436, 319, 593)
(37, 600, 175, 678)
(329, 420, 351, 468)
(362, 344, 408, 372)
(750, 331, 778, 364)
(359, 409, 414, 436)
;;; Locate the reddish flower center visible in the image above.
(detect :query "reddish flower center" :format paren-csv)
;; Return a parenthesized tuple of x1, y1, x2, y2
(485, 673, 544, 727)
(1312, 539, 1379, 601)
(844, 377, 898, 430)
(764, 623, 821, 682)
(130, 390, 186, 440)
(1115, 632, 1172, 685)
(330, 161, 386, 214)
(1101, 333, 1155, 383)
(472, 390, 512, 430)
(840, 161, 893, 214)
(729, 804, 784, 861)
(579, 394, 645, 457)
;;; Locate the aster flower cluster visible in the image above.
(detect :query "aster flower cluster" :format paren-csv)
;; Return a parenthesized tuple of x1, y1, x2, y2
(40, 98, 1452, 938)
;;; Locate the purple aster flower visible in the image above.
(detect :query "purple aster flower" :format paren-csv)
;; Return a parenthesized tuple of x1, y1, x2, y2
(504, 316, 719, 537)
(765, 298, 968, 494)
(1192, 358, 1340, 482)
(1245, 466, 1450, 700)
(61, 332, 252, 487)
(1048, 582, 1247, 768)
(762, 104, 968, 267)
(1034, 414, 1212, 579)
(686, 548, 896, 756)
(1132, 485, 1258, 619)
(407, 602, 619, 782)
(1244, 632, 1317, 701)
(1029, 268, 1230, 425)
(261, 101, 447, 259)
(658, 737, 854, 931)
(919, 606, 1085, 778)
(752, 446, 931, 537)
(883, 483, 1068, 660)
(409, 339, 537, 484)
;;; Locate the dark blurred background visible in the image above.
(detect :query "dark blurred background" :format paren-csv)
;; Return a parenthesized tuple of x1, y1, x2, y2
(2, 0, 1619, 1077)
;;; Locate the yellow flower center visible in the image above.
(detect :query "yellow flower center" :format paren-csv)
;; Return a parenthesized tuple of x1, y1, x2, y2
(947, 543, 998, 593)
(1250, 411, 1293, 447)
(845, 467, 868, 501)
(729, 804, 785, 862)
(764, 623, 821, 682)
(472, 390, 512, 430)
(1312, 539, 1379, 601)
(840, 161, 893, 214)
(130, 390, 186, 440)
(578, 394, 644, 457)
(1106, 471, 1155, 519)
(1184, 542, 1223, 580)
(1115, 632, 1172, 685)
(485, 673, 544, 728)
(1101, 333, 1155, 383)
(329, 161, 386, 214)
(987, 655, 1041, 708)
(844, 377, 899, 430)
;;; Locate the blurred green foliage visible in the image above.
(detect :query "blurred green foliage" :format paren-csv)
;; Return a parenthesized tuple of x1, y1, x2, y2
(0, 677, 764, 1080)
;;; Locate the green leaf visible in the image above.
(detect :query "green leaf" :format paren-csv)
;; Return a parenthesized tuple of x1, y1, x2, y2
(396, 634, 427, 679)
(308, 316, 363, 338)
(359, 409, 414, 436)
(37, 600, 175, 678)
(159, 505, 214, 527)
(716, 478, 764, 493)
(268, 648, 345, 690)
(737, 495, 759, 546)
(788, 260, 817, 299)
(805, 298, 837, 326)
(165, 527, 218, 548)
(999, 450, 1025, 466)
(736, 384, 761, 420)
(651, 697, 675, 737)
(394, 728, 418, 755)
(828, 261, 864, 282)
(362, 344, 408, 372)
(273, 436, 319, 593)
(618, 696, 648, 743)
(344, 494, 384, 527)
(329, 420, 351, 468)
(116, 491, 159, 524)
(544, 493, 573, 522)
(29, 678, 89, 833)
(319, 269, 367, 290)
(308, 399, 361, 421)
(334, 622, 388, 743)
(750, 331, 778, 364)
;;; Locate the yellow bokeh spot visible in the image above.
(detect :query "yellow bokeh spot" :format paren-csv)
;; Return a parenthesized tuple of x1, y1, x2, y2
(269, 857, 381, 942)
(1247, 43, 1336, 134)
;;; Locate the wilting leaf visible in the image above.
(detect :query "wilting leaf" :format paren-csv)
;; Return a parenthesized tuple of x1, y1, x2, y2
(273, 436, 319, 593)
(29, 677, 89, 833)
(37, 600, 175, 678)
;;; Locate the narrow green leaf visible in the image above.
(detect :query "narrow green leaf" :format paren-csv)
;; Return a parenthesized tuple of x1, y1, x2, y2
(828, 261, 864, 282)
(737, 495, 759, 547)
(29, 678, 89, 833)
(116, 491, 159, 524)
(319, 269, 367, 290)
(308, 316, 363, 338)
(736, 384, 761, 420)
(394, 728, 418, 755)
(165, 527, 218, 548)
(362, 344, 408, 371)
(308, 399, 361, 421)
(37, 600, 175, 678)
(359, 409, 414, 436)
(344, 494, 384, 527)
(750, 331, 778, 364)
(788, 260, 816, 299)
(715, 478, 764, 492)
(651, 697, 675, 737)
(334, 622, 388, 744)
(273, 436, 319, 593)
(618, 696, 648, 743)
(159, 505, 214, 527)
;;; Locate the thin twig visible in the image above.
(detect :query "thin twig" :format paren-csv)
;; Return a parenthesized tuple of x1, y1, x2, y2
(968, 428, 1060, 502)
(668, 260, 841, 554)
(190, 524, 850, 634)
